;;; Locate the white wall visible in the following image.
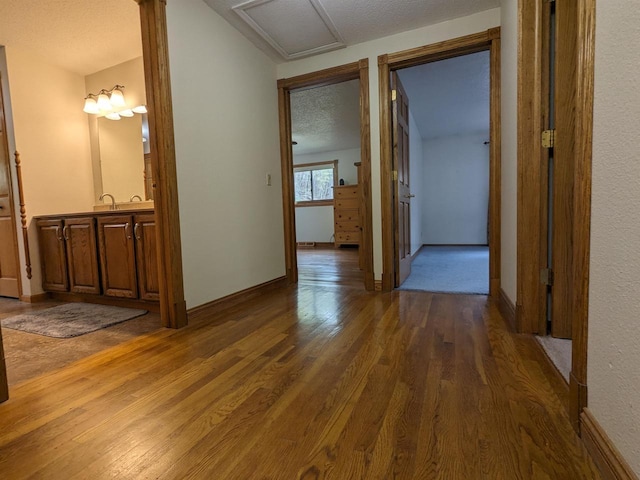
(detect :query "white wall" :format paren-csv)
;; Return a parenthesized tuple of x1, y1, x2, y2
(421, 132, 489, 245)
(293, 147, 360, 242)
(588, 1, 640, 474)
(408, 111, 423, 255)
(1, 46, 95, 296)
(166, 0, 284, 309)
(499, 0, 518, 302)
(277, 9, 501, 280)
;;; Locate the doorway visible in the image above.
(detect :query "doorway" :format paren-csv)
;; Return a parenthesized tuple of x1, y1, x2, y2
(277, 60, 374, 291)
(392, 52, 491, 295)
(379, 29, 502, 296)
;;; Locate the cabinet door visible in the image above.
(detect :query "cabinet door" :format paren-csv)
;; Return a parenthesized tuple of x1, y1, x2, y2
(97, 215, 138, 298)
(64, 217, 100, 295)
(134, 214, 159, 301)
(36, 219, 68, 292)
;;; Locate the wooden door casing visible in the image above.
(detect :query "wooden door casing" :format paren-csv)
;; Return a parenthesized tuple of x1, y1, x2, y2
(37, 219, 69, 292)
(64, 217, 100, 295)
(0, 73, 21, 298)
(134, 214, 160, 301)
(392, 72, 412, 286)
(550, 1, 577, 339)
(98, 215, 138, 299)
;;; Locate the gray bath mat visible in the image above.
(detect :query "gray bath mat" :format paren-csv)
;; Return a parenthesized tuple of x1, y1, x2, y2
(1, 303, 148, 338)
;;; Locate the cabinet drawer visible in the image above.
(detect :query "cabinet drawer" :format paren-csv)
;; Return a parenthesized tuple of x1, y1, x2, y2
(334, 198, 359, 210)
(334, 208, 359, 222)
(335, 231, 361, 245)
(334, 186, 358, 199)
(335, 220, 361, 232)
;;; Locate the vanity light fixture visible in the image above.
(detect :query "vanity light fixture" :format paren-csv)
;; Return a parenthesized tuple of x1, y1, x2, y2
(132, 105, 147, 114)
(83, 85, 126, 115)
(105, 112, 121, 121)
(119, 109, 134, 117)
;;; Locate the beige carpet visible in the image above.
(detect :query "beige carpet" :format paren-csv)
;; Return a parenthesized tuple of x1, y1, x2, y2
(536, 335, 572, 383)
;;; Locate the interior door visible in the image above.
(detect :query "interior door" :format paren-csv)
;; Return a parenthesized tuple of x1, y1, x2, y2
(0, 74, 20, 298)
(549, 0, 575, 339)
(391, 72, 412, 286)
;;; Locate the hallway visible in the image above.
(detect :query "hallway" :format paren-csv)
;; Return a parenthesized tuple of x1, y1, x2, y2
(0, 281, 599, 478)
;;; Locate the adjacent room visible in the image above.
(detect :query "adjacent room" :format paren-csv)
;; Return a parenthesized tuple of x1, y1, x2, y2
(290, 80, 364, 288)
(395, 51, 491, 295)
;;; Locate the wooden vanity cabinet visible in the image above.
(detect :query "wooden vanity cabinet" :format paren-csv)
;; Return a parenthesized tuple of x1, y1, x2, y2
(64, 217, 100, 294)
(36, 219, 68, 292)
(134, 213, 159, 301)
(97, 215, 138, 299)
(37, 217, 101, 294)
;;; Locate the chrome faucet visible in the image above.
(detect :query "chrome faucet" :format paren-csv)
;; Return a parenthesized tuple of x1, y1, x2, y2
(130, 195, 143, 202)
(99, 193, 116, 210)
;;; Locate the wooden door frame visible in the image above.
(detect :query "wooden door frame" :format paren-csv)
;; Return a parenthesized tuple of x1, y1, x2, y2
(277, 59, 374, 291)
(517, 0, 595, 432)
(379, 28, 502, 295)
(136, 0, 187, 328)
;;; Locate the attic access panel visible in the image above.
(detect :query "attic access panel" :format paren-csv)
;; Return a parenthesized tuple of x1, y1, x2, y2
(232, 0, 345, 60)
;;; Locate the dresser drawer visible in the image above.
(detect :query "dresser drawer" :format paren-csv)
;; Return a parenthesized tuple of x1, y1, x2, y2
(335, 220, 361, 232)
(334, 208, 359, 222)
(334, 198, 359, 210)
(334, 186, 359, 199)
(335, 231, 361, 245)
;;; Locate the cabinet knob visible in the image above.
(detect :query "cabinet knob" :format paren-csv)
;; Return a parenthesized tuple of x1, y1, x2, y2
(134, 223, 141, 240)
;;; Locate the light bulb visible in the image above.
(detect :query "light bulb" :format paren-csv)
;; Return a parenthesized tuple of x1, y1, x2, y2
(83, 97, 99, 114)
(119, 109, 134, 117)
(132, 105, 147, 114)
(110, 88, 126, 108)
(97, 93, 112, 112)
(105, 112, 121, 120)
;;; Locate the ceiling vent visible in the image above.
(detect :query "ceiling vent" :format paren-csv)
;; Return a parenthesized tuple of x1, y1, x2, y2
(232, 0, 345, 60)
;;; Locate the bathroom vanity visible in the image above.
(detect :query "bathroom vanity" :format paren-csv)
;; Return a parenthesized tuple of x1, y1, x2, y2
(35, 208, 159, 310)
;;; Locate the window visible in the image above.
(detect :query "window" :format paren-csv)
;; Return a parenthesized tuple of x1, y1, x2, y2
(293, 160, 337, 206)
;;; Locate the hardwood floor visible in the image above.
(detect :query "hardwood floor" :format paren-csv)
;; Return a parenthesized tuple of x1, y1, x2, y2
(0, 280, 600, 479)
(298, 246, 364, 288)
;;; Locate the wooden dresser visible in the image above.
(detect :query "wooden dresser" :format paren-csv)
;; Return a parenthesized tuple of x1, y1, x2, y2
(333, 185, 361, 247)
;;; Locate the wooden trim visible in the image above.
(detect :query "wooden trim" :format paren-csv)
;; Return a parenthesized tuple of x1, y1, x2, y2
(136, 0, 187, 328)
(50, 292, 161, 313)
(581, 408, 639, 480)
(296, 242, 335, 249)
(379, 29, 501, 295)
(277, 62, 360, 90)
(489, 35, 501, 298)
(14, 151, 31, 279)
(295, 200, 334, 208)
(19, 292, 49, 303)
(570, 0, 596, 432)
(497, 287, 516, 333)
(187, 276, 287, 321)
(531, 336, 570, 391)
(278, 86, 297, 284)
(277, 59, 374, 291)
(294, 160, 338, 170)
(0, 324, 7, 403)
(516, 0, 546, 334)
(374, 280, 382, 292)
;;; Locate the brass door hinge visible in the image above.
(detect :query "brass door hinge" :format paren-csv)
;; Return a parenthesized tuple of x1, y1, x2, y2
(541, 268, 554, 286)
(393, 170, 398, 181)
(542, 129, 556, 148)
(391, 89, 397, 101)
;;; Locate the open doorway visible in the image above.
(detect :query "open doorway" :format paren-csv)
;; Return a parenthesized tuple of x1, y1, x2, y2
(379, 29, 501, 296)
(290, 80, 364, 288)
(393, 52, 491, 295)
(277, 60, 374, 291)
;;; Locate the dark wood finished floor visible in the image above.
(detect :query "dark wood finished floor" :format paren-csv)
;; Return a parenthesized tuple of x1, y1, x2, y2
(0, 281, 600, 479)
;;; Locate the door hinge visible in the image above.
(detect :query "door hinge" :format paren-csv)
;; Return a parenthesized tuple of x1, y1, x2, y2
(541, 268, 554, 286)
(542, 129, 556, 148)
(393, 170, 398, 181)
(391, 89, 397, 101)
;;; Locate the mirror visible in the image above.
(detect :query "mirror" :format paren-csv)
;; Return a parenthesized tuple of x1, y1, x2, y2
(96, 112, 152, 202)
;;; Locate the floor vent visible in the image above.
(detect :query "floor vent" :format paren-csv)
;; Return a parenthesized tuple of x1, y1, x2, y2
(297, 242, 316, 248)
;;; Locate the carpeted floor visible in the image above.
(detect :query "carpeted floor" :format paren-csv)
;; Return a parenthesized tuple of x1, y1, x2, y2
(398, 246, 489, 294)
(536, 335, 572, 383)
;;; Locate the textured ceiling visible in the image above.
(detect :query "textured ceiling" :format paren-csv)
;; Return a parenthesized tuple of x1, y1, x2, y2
(291, 79, 360, 155)
(204, 0, 499, 62)
(398, 51, 490, 139)
(0, 0, 142, 76)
